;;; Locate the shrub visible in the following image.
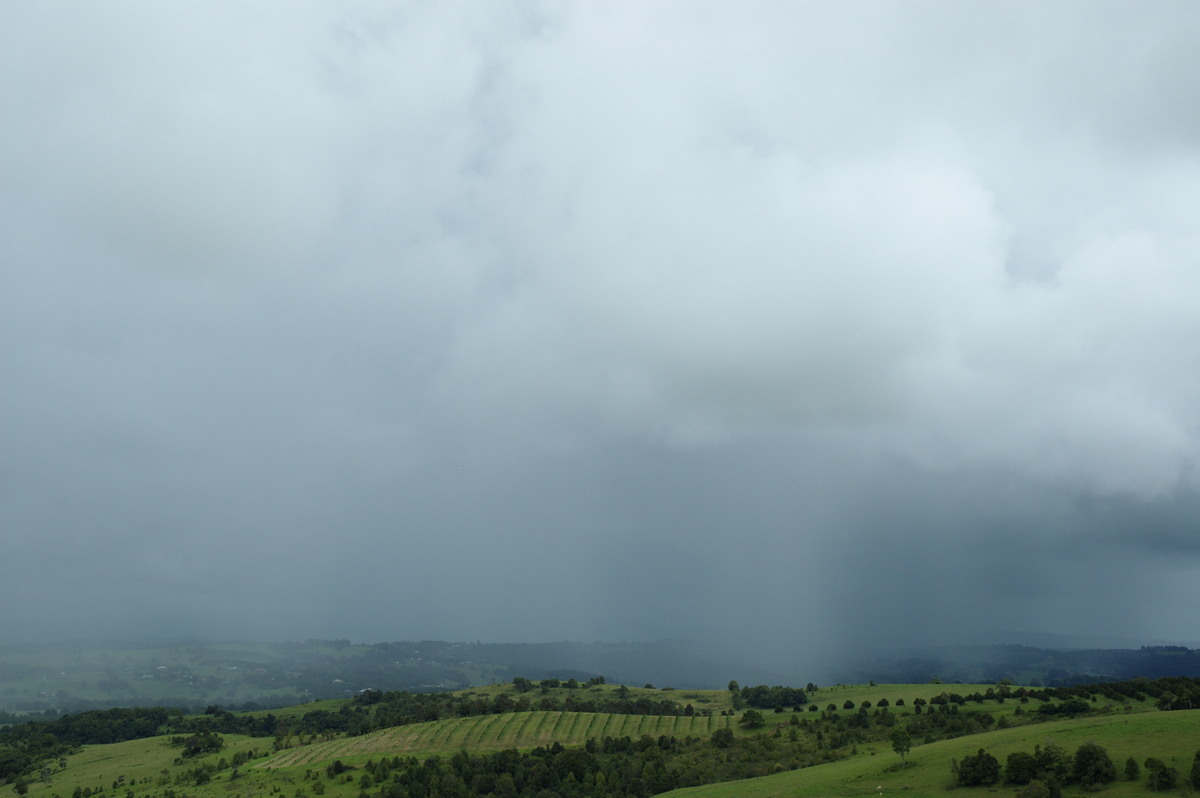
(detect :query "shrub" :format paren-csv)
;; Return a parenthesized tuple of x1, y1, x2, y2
(1145, 758, 1179, 791)
(1006, 751, 1038, 785)
(955, 749, 1001, 786)
(1072, 743, 1116, 789)
(1016, 781, 1052, 798)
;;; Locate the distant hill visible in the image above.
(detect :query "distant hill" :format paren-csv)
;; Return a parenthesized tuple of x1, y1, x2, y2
(829, 643, 1200, 686)
(2, 638, 1198, 714)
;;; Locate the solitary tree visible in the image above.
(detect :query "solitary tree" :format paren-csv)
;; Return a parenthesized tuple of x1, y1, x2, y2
(1124, 756, 1140, 781)
(889, 726, 911, 766)
(739, 709, 765, 728)
(1190, 750, 1200, 790)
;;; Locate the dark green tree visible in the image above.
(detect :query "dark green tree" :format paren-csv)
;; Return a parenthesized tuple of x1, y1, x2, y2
(710, 728, 734, 748)
(1072, 742, 1116, 788)
(1124, 756, 1140, 781)
(956, 749, 1001, 786)
(889, 726, 911, 766)
(738, 710, 765, 728)
(1144, 758, 1179, 791)
(1190, 750, 1200, 790)
(1006, 751, 1039, 785)
(1034, 743, 1072, 783)
(180, 731, 224, 758)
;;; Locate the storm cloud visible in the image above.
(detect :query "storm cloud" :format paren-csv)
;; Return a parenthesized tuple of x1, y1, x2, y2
(3, 2, 1199, 660)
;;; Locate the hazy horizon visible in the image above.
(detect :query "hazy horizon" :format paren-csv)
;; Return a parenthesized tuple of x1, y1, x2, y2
(4, 3, 1200, 660)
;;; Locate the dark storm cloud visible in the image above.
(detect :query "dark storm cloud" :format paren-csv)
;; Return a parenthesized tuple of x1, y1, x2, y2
(2, 2, 1200, 657)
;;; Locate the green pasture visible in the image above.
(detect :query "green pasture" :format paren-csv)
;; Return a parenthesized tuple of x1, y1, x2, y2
(20, 734, 270, 798)
(8, 681, 1181, 798)
(662, 709, 1200, 798)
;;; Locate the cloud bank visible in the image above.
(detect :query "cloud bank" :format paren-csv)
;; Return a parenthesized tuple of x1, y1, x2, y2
(2, 2, 1199, 657)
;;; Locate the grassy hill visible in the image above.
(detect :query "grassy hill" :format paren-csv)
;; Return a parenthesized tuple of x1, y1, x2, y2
(662, 709, 1200, 798)
(7, 681, 1193, 798)
(259, 711, 736, 767)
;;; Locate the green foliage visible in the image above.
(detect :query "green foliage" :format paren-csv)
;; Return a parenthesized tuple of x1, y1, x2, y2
(1071, 742, 1116, 788)
(738, 685, 808, 708)
(1033, 742, 1072, 783)
(888, 726, 911, 765)
(1190, 750, 1200, 789)
(1144, 757, 1179, 791)
(1015, 780, 1053, 798)
(177, 731, 224, 758)
(738, 710, 765, 728)
(1037, 697, 1092, 717)
(1006, 750, 1039, 784)
(955, 748, 1001, 786)
(15, 678, 1198, 798)
(1124, 755, 1141, 781)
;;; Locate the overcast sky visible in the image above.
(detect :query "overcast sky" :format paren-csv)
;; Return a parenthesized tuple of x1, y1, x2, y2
(3, 2, 1199, 659)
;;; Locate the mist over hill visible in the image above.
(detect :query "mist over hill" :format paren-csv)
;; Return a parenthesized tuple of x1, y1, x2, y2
(3, 638, 1198, 716)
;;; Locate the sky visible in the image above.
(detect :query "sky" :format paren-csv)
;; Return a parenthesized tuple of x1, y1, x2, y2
(3, 2, 1200, 661)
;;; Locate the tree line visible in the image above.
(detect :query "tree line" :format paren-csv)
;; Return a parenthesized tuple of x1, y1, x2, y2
(953, 741, 1200, 795)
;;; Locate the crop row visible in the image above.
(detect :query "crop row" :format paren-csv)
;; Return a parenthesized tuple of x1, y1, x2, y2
(259, 712, 732, 768)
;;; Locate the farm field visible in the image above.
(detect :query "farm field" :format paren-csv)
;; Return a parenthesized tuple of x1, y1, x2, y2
(6, 679, 1191, 798)
(260, 711, 737, 767)
(19, 708, 1197, 798)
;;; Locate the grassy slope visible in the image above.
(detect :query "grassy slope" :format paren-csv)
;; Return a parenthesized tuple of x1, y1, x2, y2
(14, 684, 1185, 798)
(662, 709, 1200, 798)
(21, 734, 270, 798)
(260, 711, 739, 767)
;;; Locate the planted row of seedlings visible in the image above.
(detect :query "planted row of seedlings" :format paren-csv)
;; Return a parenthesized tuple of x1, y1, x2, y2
(259, 710, 731, 768)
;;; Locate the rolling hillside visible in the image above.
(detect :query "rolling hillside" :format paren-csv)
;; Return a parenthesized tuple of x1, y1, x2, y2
(5, 679, 1194, 798)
